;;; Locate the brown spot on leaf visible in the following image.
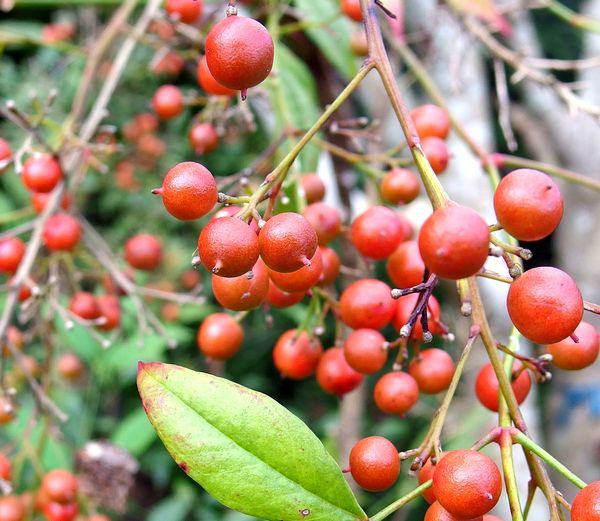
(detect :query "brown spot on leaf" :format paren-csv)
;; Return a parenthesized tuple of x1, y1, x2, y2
(178, 462, 189, 473)
(299, 509, 310, 517)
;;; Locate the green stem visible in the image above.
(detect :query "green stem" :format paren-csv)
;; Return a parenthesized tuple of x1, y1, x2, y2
(543, 0, 600, 33)
(369, 481, 431, 521)
(501, 429, 524, 521)
(238, 62, 375, 220)
(0, 206, 35, 226)
(512, 431, 587, 490)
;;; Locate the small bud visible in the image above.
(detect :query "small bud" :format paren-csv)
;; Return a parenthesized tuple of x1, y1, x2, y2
(422, 331, 433, 343)
(391, 288, 402, 299)
(400, 325, 412, 338)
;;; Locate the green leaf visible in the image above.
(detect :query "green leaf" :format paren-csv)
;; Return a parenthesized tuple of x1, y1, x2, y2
(111, 408, 157, 457)
(293, 0, 358, 80)
(138, 362, 367, 521)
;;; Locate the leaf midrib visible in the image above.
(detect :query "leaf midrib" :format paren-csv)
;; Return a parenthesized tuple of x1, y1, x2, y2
(146, 370, 364, 521)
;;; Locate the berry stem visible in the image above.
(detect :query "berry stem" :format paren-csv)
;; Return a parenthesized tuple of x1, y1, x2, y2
(511, 429, 587, 489)
(490, 235, 533, 261)
(369, 480, 431, 521)
(500, 428, 524, 521)
(584, 300, 600, 315)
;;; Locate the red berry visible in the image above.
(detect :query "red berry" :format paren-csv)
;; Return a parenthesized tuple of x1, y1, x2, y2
(42, 502, 78, 521)
(343, 329, 387, 374)
(341, 0, 363, 21)
(432, 449, 502, 518)
(188, 123, 219, 155)
(349, 436, 400, 492)
(165, 0, 202, 24)
(68, 292, 100, 320)
(22, 154, 63, 193)
(154, 161, 217, 221)
(302, 203, 341, 245)
(424, 501, 483, 521)
(493, 169, 563, 242)
(197, 56, 236, 97)
(318, 246, 340, 286)
(300, 173, 326, 204)
(259, 212, 318, 273)
(31, 192, 72, 214)
(351, 206, 408, 260)
(0, 238, 25, 274)
(316, 347, 363, 395)
(421, 137, 450, 174)
(124, 234, 163, 271)
(266, 281, 305, 308)
(572, 481, 600, 521)
(418, 454, 446, 504)
(197, 313, 244, 360)
(409, 348, 455, 394)
(152, 51, 185, 77)
(392, 293, 445, 339)
(475, 362, 531, 412)
(546, 321, 599, 370)
(267, 248, 323, 293)
(212, 206, 260, 234)
(42, 214, 81, 252)
(0, 138, 11, 164)
(152, 85, 184, 120)
(273, 329, 322, 379)
(212, 259, 269, 311)
(198, 216, 259, 277)
(507, 266, 583, 344)
(57, 353, 85, 381)
(381, 168, 421, 205)
(349, 30, 368, 57)
(205, 16, 274, 93)
(482, 516, 503, 521)
(0, 453, 11, 481)
(386, 240, 426, 289)
(96, 295, 121, 331)
(41, 469, 78, 504)
(411, 104, 450, 140)
(339, 279, 396, 330)
(418, 205, 490, 280)
(87, 516, 111, 521)
(0, 496, 25, 521)
(373, 371, 419, 415)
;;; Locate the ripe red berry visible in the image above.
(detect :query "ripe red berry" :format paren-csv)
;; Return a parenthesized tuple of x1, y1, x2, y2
(197, 313, 244, 360)
(266, 280, 305, 308)
(302, 203, 341, 245)
(197, 56, 236, 96)
(41, 469, 78, 504)
(482, 516, 503, 521)
(475, 362, 531, 412)
(409, 348, 455, 394)
(424, 501, 483, 521)
(351, 206, 408, 260)
(205, 16, 274, 94)
(546, 321, 599, 370)
(341, 0, 363, 21)
(22, 154, 63, 193)
(211, 259, 269, 311)
(318, 246, 340, 286)
(0, 495, 25, 521)
(411, 104, 450, 140)
(381, 168, 421, 205)
(421, 137, 450, 174)
(316, 347, 363, 395)
(349, 436, 400, 492)
(31, 192, 72, 214)
(259, 212, 318, 273)
(418, 454, 446, 504)
(572, 480, 600, 521)
(0, 453, 11, 481)
(152, 85, 184, 120)
(57, 353, 85, 381)
(42, 501, 78, 521)
(124, 234, 163, 271)
(507, 266, 583, 344)
(433, 449, 502, 518)
(152, 51, 185, 77)
(188, 123, 219, 155)
(386, 240, 426, 289)
(373, 371, 419, 415)
(68, 292, 100, 321)
(87, 516, 111, 521)
(418, 205, 490, 280)
(198, 216, 259, 277)
(300, 173, 326, 204)
(96, 295, 121, 331)
(343, 329, 387, 374)
(339, 279, 396, 330)
(0, 238, 25, 274)
(267, 248, 323, 293)
(42, 214, 81, 252)
(154, 161, 217, 221)
(273, 329, 323, 379)
(493, 169, 563, 242)
(165, 0, 202, 24)
(0, 138, 11, 165)
(212, 206, 260, 234)
(392, 293, 445, 339)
